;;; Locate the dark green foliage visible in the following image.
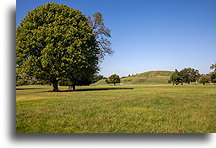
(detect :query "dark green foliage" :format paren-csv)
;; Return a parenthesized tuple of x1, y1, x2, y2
(105, 78, 110, 84)
(16, 3, 99, 91)
(179, 68, 200, 84)
(59, 74, 104, 88)
(209, 72, 216, 84)
(106, 74, 121, 85)
(198, 75, 210, 85)
(170, 69, 183, 85)
(170, 68, 200, 85)
(91, 74, 104, 83)
(16, 78, 28, 86)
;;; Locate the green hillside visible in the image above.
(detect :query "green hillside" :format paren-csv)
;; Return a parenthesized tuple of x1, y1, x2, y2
(93, 71, 174, 85)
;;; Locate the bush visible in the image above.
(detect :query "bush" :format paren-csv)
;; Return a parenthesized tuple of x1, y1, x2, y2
(198, 75, 210, 85)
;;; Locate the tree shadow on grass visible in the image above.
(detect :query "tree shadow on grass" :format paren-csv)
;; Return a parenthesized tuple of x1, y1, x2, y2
(16, 86, 134, 92)
(49, 87, 134, 92)
(16, 87, 45, 90)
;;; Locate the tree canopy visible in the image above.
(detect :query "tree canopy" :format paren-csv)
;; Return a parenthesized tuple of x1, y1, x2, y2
(105, 74, 120, 85)
(179, 68, 200, 84)
(170, 68, 200, 85)
(209, 72, 216, 84)
(16, 3, 100, 91)
(170, 69, 183, 85)
(198, 75, 210, 85)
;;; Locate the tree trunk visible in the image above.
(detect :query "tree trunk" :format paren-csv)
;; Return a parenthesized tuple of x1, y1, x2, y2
(53, 80, 59, 92)
(68, 85, 76, 90)
(114, 83, 115, 86)
(72, 85, 76, 90)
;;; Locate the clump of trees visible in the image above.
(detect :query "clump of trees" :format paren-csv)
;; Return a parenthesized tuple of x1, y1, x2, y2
(16, 3, 112, 91)
(198, 64, 216, 85)
(170, 68, 200, 85)
(170, 65, 216, 85)
(179, 68, 200, 84)
(105, 74, 120, 85)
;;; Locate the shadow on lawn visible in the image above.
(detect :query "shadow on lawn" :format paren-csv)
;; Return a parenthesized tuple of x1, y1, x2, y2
(56, 87, 134, 92)
(16, 87, 45, 90)
(16, 87, 133, 92)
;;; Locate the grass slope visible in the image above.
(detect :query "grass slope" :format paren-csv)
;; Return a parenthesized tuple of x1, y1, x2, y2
(93, 71, 174, 86)
(16, 84, 215, 133)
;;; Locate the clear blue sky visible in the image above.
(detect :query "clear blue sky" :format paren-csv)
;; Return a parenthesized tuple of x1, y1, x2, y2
(16, 0, 215, 76)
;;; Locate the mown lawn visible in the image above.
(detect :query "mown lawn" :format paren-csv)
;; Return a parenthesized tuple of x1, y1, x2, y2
(16, 84, 215, 133)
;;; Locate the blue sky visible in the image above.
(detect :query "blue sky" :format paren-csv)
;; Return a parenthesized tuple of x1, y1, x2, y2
(16, 0, 215, 76)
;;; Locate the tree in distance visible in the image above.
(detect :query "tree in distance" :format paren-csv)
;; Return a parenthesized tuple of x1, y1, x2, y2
(209, 72, 216, 84)
(105, 74, 121, 86)
(170, 69, 183, 85)
(179, 68, 200, 84)
(198, 75, 210, 85)
(209, 64, 216, 84)
(16, 3, 100, 91)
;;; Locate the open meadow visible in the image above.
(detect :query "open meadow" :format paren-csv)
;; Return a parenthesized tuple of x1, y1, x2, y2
(16, 84, 216, 133)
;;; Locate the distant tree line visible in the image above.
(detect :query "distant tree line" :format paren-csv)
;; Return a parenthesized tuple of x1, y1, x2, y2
(169, 65, 216, 85)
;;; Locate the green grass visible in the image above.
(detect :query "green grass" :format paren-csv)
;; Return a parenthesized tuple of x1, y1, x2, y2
(16, 84, 216, 133)
(94, 71, 174, 85)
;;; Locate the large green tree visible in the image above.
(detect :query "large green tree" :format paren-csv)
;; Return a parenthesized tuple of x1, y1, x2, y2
(16, 3, 99, 91)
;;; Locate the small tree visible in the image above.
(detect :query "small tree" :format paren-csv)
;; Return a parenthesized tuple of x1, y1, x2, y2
(198, 75, 210, 85)
(106, 74, 120, 85)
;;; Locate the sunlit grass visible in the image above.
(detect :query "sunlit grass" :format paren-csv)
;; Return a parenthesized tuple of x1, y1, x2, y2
(16, 84, 215, 133)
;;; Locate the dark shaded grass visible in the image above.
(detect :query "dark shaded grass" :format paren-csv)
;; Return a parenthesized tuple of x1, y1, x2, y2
(58, 87, 134, 92)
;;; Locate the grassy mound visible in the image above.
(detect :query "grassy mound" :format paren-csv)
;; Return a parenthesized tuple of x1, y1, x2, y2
(93, 71, 174, 86)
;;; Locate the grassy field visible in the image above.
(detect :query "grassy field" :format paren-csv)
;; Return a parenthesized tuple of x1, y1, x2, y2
(16, 83, 215, 133)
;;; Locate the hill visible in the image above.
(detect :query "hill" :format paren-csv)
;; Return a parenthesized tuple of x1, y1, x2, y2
(93, 71, 174, 85)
